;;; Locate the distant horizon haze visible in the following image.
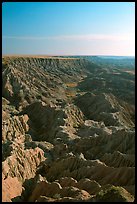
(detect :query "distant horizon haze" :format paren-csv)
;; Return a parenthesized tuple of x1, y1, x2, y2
(2, 2, 135, 56)
(2, 54, 135, 57)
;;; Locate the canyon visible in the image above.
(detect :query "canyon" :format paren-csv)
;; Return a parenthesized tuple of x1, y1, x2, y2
(2, 55, 135, 202)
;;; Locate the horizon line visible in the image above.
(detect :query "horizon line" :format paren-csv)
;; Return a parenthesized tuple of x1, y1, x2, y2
(2, 54, 135, 57)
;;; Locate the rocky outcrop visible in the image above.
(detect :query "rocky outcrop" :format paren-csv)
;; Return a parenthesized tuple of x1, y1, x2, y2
(73, 128, 135, 161)
(57, 177, 78, 188)
(2, 56, 91, 109)
(24, 175, 134, 202)
(20, 101, 84, 143)
(2, 147, 46, 182)
(28, 177, 90, 202)
(77, 178, 101, 195)
(75, 92, 134, 127)
(2, 176, 23, 202)
(28, 180, 62, 202)
(44, 155, 134, 188)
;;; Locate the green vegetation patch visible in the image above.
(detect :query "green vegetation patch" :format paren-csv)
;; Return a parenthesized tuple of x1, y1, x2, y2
(96, 185, 134, 202)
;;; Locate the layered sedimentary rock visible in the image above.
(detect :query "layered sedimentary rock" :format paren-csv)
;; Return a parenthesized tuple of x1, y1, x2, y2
(2, 56, 135, 202)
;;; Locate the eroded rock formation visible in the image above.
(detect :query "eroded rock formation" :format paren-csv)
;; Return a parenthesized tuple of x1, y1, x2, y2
(2, 56, 135, 202)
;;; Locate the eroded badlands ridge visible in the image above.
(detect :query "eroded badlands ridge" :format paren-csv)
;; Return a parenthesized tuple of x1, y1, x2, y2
(2, 56, 135, 202)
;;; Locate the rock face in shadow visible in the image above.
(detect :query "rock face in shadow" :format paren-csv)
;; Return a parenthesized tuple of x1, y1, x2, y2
(2, 56, 135, 202)
(74, 92, 134, 127)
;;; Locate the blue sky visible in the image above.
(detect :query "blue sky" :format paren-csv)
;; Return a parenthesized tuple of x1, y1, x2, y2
(2, 2, 135, 56)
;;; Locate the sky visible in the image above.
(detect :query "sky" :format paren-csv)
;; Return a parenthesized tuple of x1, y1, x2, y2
(2, 2, 135, 56)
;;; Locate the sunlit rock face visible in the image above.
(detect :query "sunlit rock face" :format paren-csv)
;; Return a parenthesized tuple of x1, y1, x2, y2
(2, 56, 135, 202)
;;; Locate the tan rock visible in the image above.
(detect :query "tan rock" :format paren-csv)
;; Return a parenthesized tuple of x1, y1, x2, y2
(58, 177, 78, 187)
(2, 176, 22, 202)
(2, 147, 46, 182)
(77, 178, 101, 195)
(60, 186, 90, 199)
(28, 181, 62, 202)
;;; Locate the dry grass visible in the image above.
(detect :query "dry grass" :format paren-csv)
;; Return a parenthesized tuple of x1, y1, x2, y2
(65, 83, 78, 88)
(65, 90, 76, 97)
